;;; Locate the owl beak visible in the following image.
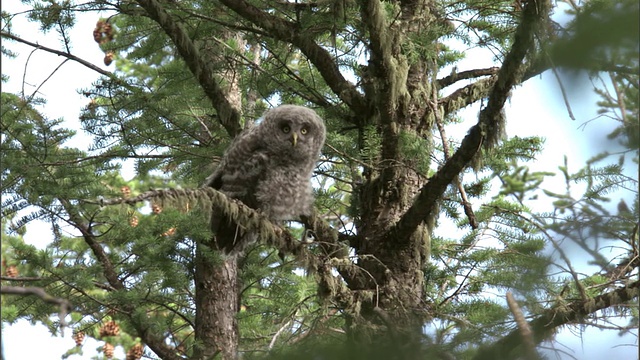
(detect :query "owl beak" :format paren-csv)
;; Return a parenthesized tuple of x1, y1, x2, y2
(291, 132, 298, 147)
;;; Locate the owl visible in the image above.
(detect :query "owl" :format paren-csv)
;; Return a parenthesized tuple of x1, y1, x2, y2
(204, 105, 326, 254)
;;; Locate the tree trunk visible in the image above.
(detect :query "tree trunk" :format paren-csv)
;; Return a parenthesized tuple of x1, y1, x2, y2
(355, 148, 431, 352)
(194, 28, 245, 360)
(348, 2, 440, 353)
(194, 251, 239, 359)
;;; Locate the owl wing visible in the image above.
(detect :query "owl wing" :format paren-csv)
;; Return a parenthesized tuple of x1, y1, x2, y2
(201, 131, 250, 190)
(203, 130, 269, 207)
(204, 130, 269, 254)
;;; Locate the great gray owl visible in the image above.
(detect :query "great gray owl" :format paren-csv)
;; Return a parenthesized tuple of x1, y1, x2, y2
(204, 105, 326, 254)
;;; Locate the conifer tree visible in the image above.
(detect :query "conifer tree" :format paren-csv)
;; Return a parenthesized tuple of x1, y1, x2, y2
(2, 1, 638, 359)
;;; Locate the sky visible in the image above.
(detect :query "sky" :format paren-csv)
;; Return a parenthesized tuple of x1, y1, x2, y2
(1, 2, 637, 360)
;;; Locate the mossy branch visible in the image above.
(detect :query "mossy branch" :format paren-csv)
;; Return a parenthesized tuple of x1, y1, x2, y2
(439, 76, 497, 117)
(439, 51, 634, 118)
(437, 67, 500, 89)
(135, 0, 242, 137)
(474, 280, 640, 360)
(87, 187, 325, 256)
(389, 0, 551, 242)
(85, 186, 361, 307)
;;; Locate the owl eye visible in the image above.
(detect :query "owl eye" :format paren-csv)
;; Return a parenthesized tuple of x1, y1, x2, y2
(281, 125, 291, 134)
(300, 127, 308, 135)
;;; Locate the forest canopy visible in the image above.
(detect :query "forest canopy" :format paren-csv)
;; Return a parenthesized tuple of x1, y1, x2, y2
(1, 1, 638, 360)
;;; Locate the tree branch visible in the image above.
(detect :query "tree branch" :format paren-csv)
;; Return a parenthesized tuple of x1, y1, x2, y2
(60, 199, 125, 291)
(432, 65, 479, 230)
(1, 285, 72, 329)
(0, 276, 46, 281)
(389, 0, 551, 241)
(135, 0, 242, 137)
(217, 0, 367, 113)
(473, 280, 640, 360)
(439, 76, 497, 116)
(85, 186, 362, 308)
(437, 67, 500, 89)
(1, 30, 147, 102)
(439, 50, 581, 119)
(1, 31, 116, 80)
(506, 292, 538, 360)
(59, 198, 183, 360)
(86, 187, 341, 261)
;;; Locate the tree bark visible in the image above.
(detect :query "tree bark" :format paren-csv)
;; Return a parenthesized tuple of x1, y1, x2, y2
(194, 251, 239, 359)
(194, 27, 245, 360)
(347, 1, 436, 350)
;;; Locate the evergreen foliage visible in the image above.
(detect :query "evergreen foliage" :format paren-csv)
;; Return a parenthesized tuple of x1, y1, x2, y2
(2, 1, 637, 359)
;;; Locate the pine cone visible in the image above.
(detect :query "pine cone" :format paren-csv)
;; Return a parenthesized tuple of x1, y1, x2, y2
(129, 215, 139, 227)
(93, 20, 105, 42)
(72, 331, 85, 347)
(103, 22, 113, 41)
(126, 343, 144, 360)
(103, 342, 115, 359)
(87, 99, 98, 113)
(93, 28, 103, 43)
(5, 265, 18, 278)
(162, 227, 177, 237)
(104, 51, 114, 66)
(152, 203, 162, 214)
(93, 19, 115, 46)
(121, 186, 131, 198)
(99, 320, 120, 337)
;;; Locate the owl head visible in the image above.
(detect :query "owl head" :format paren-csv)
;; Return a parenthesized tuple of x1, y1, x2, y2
(261, 105, 326, 160)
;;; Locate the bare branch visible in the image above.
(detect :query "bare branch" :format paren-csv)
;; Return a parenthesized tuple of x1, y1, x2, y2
(217, 0, 367, 113)
(506, 292, 539, 360)
(268, 319, 293, 350)
(432, 70, 478, 229)
(549, 61, 576, 120)
(609, 71, 628, 123)
(1, 285, 72, 330)
(1, 31, 112, 78)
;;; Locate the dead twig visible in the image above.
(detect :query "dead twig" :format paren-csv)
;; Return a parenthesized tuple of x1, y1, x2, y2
(1, 286, 72, 333)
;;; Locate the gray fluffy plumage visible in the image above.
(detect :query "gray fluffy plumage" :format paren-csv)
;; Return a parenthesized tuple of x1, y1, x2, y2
(204, 105, 326, 254)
